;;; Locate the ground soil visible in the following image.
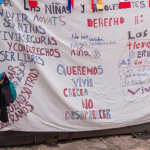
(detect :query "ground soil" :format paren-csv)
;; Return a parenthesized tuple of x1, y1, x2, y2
(0, 135, 150, 150)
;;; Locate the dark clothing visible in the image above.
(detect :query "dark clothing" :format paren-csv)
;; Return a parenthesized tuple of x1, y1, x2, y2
(0, 75, 12, 123)
(0, 94, 8, 123)
(1, 76, 13, 106)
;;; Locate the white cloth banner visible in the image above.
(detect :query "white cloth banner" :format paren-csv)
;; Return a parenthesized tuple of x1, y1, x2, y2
(0, 0, 149, 131)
